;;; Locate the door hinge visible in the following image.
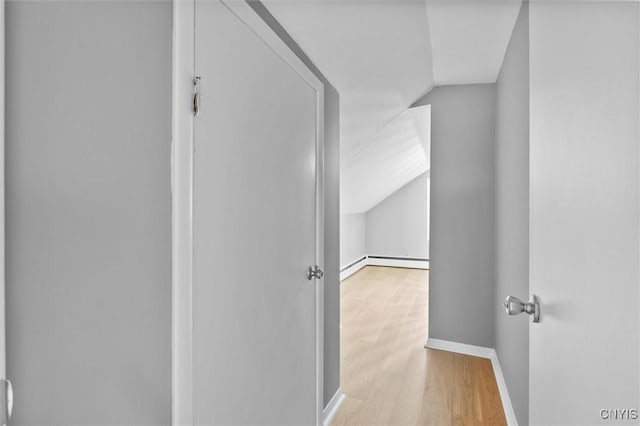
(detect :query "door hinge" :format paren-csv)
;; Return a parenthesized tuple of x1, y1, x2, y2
(307, 265, 324, 280)
(193, 76, 201, 116)
(1, 379, 12, 426)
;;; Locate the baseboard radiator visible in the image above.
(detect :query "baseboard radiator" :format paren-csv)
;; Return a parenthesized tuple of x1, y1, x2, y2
(340, 255, 429, 280)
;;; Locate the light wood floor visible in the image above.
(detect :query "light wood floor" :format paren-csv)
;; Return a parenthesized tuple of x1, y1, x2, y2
(332, 266, 506, 426)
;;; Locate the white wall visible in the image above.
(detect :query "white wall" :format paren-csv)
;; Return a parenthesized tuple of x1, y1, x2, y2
(340, 213, 366, 267)
(365, 173, 429, 259)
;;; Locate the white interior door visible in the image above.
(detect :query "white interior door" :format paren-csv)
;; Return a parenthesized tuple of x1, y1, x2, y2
(529, 2, 639, 424)
(192, 1, 323, 424)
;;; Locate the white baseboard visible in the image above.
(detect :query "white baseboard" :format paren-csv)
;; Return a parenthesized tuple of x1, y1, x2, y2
(425, 338, 518, 426)
(489, 352, 519, 426)
(323, 387, 346, 426)
(339, 257, 367, 281)
(366, 256, 429, 270)
(425, 337, 494, 358)
(340, 256, 429, 281)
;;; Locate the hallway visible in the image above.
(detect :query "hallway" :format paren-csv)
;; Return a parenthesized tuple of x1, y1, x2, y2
(333, 266, 506, 426)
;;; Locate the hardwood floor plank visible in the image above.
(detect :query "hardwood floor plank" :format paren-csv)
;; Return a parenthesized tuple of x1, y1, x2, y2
(333, 266, 506, 426)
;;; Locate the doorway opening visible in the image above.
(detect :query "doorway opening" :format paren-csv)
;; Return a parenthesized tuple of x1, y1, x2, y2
(336, 104, 431, 424)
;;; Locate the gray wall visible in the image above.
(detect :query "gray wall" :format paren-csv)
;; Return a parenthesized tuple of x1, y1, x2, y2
(494, 2, 529, 424)
(323, 83, 341, 408)
(366, 173, 429, 259)
(412, 84, 495, 348)
(5, 1, 172, 424)
(246, 1, 341, 407)
(340, 213, 366, 267)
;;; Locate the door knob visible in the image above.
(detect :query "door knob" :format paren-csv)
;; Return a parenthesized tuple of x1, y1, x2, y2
(503, 295, 540, 322)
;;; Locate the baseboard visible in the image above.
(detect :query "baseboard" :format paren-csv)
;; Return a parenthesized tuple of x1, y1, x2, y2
(425, 338, 495, 358)
(425, 338, 518, 426)
(339, 256, 367, 281)
(340, 256, 429, 281)
(323, 387, 346, 426)
(366, 256, 429, 270)
(489, 352, 519, 426)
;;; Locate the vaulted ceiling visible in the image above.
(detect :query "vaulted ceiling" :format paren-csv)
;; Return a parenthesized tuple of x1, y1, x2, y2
(341, 105, 431, 213)
(263, 0, 522, 214)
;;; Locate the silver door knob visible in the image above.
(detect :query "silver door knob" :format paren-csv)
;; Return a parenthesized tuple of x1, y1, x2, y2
(307, 265, 323, 280)
(504, 295, 540, 322)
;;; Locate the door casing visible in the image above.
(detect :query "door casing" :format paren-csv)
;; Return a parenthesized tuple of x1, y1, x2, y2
(0, 0, 6, 421)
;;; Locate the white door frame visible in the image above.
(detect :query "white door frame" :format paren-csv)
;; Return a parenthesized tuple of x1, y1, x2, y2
(171, 1, 325, 424)
(0, 0, 7, 422)
(0, 0, 6, 419)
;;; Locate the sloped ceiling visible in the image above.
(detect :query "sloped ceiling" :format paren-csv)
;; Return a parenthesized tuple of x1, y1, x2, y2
(263, 0, 522, 213)
(341, 105, 431, 214)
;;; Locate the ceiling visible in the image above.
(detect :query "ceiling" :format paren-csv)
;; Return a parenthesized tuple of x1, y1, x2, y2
(263, 0, 522, 213)
(428, 1, 522, 85)
(341, 105, 430, 214)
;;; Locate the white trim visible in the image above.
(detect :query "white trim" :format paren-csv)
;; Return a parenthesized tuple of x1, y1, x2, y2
(425, 339, 518, 426)
(490, 353, 519, 426)
(0, 0, 6, 387)
(172, 1, 325, 424)
(425, 338, 494, 358)
(366, 257, 429, 270)
(339, 257, 367, 281)
(322, 388, 346, 426)
(172, 0, 195, 424)
(314, 81, 326, 426)
(340, 256, 429, 281)
(222, 1, 324, 91)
